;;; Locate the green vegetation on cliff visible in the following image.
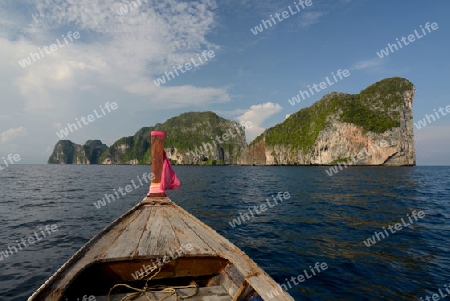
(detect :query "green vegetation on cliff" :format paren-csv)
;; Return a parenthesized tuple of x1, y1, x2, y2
(251, 77, 413, 152)
(154, 112, 238, 150)
(98, 127, 154, 164)
(94, 112, 245, 165)
(48, 140, 76, 164)
(48, 140, 107, 164)
(84, 140, 108, 164)
(49, 111, 246, 165)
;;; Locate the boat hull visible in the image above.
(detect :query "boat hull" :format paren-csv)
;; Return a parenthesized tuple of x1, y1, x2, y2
(29, 197, 294, 301)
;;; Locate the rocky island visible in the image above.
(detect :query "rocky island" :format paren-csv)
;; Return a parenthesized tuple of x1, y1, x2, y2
(48, 77, 416, 166)
(243, 77, 415, 165)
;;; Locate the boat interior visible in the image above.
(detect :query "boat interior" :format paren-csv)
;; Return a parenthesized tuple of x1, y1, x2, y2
(62, 256, 265, 301)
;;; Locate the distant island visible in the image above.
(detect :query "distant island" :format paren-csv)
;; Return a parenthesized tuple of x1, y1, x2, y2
(48, 77, 416, 166)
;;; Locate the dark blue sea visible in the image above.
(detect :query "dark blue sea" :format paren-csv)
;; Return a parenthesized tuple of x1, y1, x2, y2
(0, 165, 449, 301)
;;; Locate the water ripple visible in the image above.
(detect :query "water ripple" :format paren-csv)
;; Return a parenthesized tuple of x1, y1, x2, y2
(0, 165, 449, 300)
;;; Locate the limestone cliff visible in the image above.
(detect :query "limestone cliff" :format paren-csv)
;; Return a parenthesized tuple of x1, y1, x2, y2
(48, 140, 107, 164)
(157, 112, 247, 165)
(242, 77, 416, 166)
(98, 111, 247, 165)
(99, 127, 153, 165)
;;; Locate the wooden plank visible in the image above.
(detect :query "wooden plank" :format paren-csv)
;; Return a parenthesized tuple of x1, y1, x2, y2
(139, 206, 181, 257)
(154, 207, 181, 256)
(41, 205, 144, 300)
(247, 274, 295, 301)
(103, 206, 153, 259)
(164, 207, 216, 256)
(139, 206, 166, 256)
(220, 264, 245, 298)
(175, 207, 255, 276)
(136, 206, 158, 256)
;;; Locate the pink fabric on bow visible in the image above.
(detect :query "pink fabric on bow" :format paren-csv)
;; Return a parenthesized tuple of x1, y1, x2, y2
(161, 151, 181, 191)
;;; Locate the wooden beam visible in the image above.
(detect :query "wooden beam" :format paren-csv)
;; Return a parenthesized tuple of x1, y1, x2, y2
(148, 131, 166, 197)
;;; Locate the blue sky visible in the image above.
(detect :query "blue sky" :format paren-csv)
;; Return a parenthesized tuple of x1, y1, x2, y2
(0, 0, 449, 165)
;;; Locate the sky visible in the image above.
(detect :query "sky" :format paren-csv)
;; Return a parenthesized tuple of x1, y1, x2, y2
(0, 0, 449, 165)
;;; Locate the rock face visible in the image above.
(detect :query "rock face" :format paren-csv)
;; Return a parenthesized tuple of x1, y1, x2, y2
(97, 112, 247, 165)
(48, 112, 248, 165)
(48, 140, 107, 164)
(164, 127, 245, 165)
(242, 77, 416, 166)
(159, 112, 247, 165)
(99, 127, 152, 165)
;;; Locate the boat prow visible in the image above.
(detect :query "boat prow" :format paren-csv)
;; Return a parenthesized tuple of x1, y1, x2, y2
(29, 197, 294, 301)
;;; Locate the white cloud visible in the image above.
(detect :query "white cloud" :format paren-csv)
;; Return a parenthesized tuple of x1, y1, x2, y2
(236, 102, 282, 142)
(0, 0, 225, 111)
(124, 82, 230, 108)
(1, 127, 28, 143)
(299, 11, 325, 27)
(351, 58, 385, 71)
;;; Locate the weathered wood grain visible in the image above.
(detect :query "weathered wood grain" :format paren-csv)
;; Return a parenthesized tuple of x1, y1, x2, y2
(104, 206, 153, 259)
(28, 197, 294, 301)
(165, 207, 215, 255)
